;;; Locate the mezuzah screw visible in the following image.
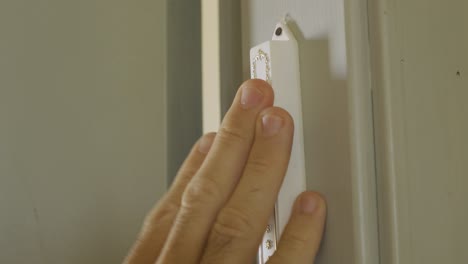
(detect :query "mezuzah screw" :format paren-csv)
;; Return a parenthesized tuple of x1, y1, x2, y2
(266, 240, 274, 249)
(275, 27, 283, 36)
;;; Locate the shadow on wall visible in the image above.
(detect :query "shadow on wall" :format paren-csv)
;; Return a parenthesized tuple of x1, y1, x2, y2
(288, 21, 355, 263)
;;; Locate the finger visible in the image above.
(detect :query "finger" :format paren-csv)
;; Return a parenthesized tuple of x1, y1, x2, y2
(165, 133, 217, 204)
(157, 79, 274, 264)
(201, 107, 294, 263)
(124, 133, 215, 264)
(268, 192, 327, 264)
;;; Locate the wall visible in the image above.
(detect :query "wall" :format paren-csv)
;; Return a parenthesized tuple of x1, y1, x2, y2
(209, 1, 468, 263)
(166, 1, 202, 183)
(0, 1, 167, 263)
(370, 0, 468, 263)
(240, 1, 379, 263)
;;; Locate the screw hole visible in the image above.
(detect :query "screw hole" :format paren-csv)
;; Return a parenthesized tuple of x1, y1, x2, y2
(275, 27, 283, 36)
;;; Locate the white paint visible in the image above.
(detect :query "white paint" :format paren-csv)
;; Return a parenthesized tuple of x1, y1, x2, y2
(213, 1, 468, 263)
(344, 1, 380, 263)
(242, 1, 379, 263)
(370, 0, 468, 263)
(242, 0, 347, 79)
(250, 22, 307, 263)
(202, 0, 221, 133)
(0, 1, 167, 263)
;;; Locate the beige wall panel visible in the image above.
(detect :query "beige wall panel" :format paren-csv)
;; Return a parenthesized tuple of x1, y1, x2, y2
(0, 1, 167, 263)
(370, 0, 468, 263)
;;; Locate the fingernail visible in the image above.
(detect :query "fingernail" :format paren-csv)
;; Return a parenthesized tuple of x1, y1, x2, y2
(262, 114, 284, 136)
(198, 134, 215, 154)
(241, 85, 264, 109)
(300, 194, 318, 215)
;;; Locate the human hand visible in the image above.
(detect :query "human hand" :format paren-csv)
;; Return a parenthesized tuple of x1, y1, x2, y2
(124, 80, 326, 264)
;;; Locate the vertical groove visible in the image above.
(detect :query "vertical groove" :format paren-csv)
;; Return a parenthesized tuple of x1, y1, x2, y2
(366, 2, 382, 263)
(345, 0, 381, 262)
(219, 0, 243, 117)
(371, 89, 383, 264)
(166, 1, 203, 185)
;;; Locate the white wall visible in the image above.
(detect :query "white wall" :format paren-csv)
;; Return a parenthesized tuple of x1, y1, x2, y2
(370, 0, 468, 263)
(241, 1, 367, 264)
(207, 1, 468, 263)
(0, 1, 167, 263)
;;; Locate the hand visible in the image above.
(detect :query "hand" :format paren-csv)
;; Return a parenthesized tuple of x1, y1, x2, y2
(124, 80, 326, 264)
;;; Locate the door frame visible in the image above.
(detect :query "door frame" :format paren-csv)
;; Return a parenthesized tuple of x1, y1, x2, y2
(204, 1, 380, 263)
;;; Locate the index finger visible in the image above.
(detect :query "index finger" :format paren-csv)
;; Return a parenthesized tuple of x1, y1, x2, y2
(157, 79, 274, 264)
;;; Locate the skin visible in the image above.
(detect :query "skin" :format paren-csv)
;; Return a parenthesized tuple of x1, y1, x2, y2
(124, 79, 327, 264)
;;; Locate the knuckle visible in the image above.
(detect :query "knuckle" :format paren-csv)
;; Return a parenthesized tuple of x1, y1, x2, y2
(181, 177, 221, 212)
(281, 231, 309, 251)
(142, 200, 178, 230)
(211, 206, 254, 244)
(176, 166, 198, 183)
(217, 125, 249, 146)
(245, 156, 271, 175)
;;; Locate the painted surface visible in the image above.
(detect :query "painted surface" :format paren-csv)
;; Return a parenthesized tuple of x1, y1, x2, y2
(242, 1, 357, 263)
(202, 0, 222, 133)
(0, 1, 167, 263)
(371, 0, 468, 263)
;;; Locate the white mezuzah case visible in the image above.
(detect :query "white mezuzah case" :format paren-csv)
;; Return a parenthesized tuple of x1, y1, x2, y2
(251, 19, 307, 263)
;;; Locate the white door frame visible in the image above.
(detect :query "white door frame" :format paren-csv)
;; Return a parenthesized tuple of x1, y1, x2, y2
(204, 1, 380, 263)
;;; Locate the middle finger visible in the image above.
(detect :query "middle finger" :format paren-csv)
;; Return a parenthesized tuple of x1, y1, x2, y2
(202, 107, 294, 263)
(157, 79, 274, 264)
